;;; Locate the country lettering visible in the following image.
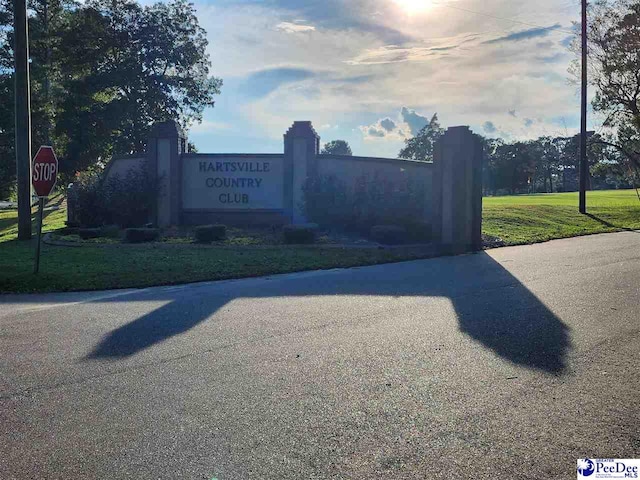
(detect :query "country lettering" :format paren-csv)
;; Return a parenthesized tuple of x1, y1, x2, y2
(205, 177, 264, 188)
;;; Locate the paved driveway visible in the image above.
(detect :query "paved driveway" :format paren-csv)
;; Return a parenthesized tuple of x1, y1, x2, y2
(1, 231, 639, 479)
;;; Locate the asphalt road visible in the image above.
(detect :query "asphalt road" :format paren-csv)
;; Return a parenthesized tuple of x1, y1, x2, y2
(1, 232, 639, 479)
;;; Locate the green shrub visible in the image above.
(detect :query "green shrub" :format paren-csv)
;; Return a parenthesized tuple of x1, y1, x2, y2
(283, 223, 319, 244)
(370, 225, 408, 245)
(303, 173, 428, 233)
(69, 162, 157, 228)
(78, 228, 102, 240)
(194, 224, 226, 243)
(124, 228, 160, 243)
(69, 173, 105, 227)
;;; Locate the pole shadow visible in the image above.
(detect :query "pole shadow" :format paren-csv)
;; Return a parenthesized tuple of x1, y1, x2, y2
(85, 252, 570, 374)
(585, 213, 640, 233)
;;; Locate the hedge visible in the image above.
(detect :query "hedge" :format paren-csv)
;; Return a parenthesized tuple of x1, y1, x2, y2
(124, 228, 160, 243)
(194, 224, 226, 243)
(283, 223, 319, 244)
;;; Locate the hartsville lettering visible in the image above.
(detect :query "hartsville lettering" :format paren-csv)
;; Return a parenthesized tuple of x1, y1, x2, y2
(199, 161, 271, 173)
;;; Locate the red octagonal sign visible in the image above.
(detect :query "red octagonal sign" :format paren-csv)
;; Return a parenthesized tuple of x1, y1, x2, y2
(32, 146, 59, 198)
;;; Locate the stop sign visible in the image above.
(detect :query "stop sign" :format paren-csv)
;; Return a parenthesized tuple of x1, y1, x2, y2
(32, 146, 59, 198)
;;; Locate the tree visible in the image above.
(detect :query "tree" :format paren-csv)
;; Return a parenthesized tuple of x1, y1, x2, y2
(55, 0, 222, 174)
(0, 73, 13, 199)
(321, 140, 352, 156)
(1, 0, 79, 196)
(485, 141, 536, 195)
(574, 0, 640, 177)
(1, 0, 18, 198)
(481, 132, 628, 195)
(0, 0, 222, 193)
(528, 136, 561, 193)
(398, 113, 444, 162)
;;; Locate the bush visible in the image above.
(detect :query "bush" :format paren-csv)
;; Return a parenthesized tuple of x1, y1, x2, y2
(69, 173, 105, 228)
(75, 226, 120, 240)
(69, 162, 157, 228)
(194, 224, 226, 243)
(124, 228, 160, 243)
(303, 173, 428, 233)
(283, 223, 319, 244)
(370, 225, 408, 245)
(78, 228, 102, 240)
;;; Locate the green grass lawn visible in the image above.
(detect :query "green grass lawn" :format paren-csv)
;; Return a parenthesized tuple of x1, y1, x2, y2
(0, 198, 431, 293)
(1, 189, 638, 293)
(483, 189, 640, 246)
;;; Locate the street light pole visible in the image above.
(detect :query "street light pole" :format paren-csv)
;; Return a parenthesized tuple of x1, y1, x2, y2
(13, 0, 33, 240)
(579, 0, 588, 214)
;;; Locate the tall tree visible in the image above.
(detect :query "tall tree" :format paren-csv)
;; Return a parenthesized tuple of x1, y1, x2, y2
(481, 133, 628, 195)
(56, 0, 221, 174)
(486, 141, 536, 195)
(398, 113, 443, 162)
(0, 72, 13, 198)
(530, 136, 560, 193)
(321, 140, 352, 156)
(0, 0, 222, 194)
(1, 0, 76, 197)
(1, 0, 17, 198)
(576, 0, 640, 176)
(29, 0, 74, 144)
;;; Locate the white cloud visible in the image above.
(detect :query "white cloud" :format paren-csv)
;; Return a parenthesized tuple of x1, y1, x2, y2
(360, 107, 433, 141)
(346, 45, 435, 65)
(188, 0, 584, 154)
(318, 124, 340, 131)
(275, 22, 316, 34)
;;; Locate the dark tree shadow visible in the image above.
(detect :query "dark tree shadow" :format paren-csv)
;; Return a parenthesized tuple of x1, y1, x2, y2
(85, 252, 570, 374)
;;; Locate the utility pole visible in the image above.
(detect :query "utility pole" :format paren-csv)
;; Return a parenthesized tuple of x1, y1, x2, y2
(13, 0, 33, 239)
(579, 0, 588, 214)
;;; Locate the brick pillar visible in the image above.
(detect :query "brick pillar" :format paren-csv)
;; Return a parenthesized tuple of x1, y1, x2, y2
(432, 126, 483, 254)
(147, 121, 186, 227)
(283, 121, 319, 224)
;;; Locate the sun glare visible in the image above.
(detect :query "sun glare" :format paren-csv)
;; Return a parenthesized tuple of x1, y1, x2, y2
(394, 0, 433, 15)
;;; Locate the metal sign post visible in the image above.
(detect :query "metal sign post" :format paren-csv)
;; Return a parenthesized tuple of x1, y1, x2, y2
(31, 146, 59, 274)
(34, 197, 45, 274)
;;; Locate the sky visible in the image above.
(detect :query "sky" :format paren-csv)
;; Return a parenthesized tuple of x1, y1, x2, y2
(183, 0, 585, 157)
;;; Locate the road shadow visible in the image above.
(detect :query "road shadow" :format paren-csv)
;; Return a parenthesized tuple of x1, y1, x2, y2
(85, 252, 570, 374)
(86, 295, 230, 359)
